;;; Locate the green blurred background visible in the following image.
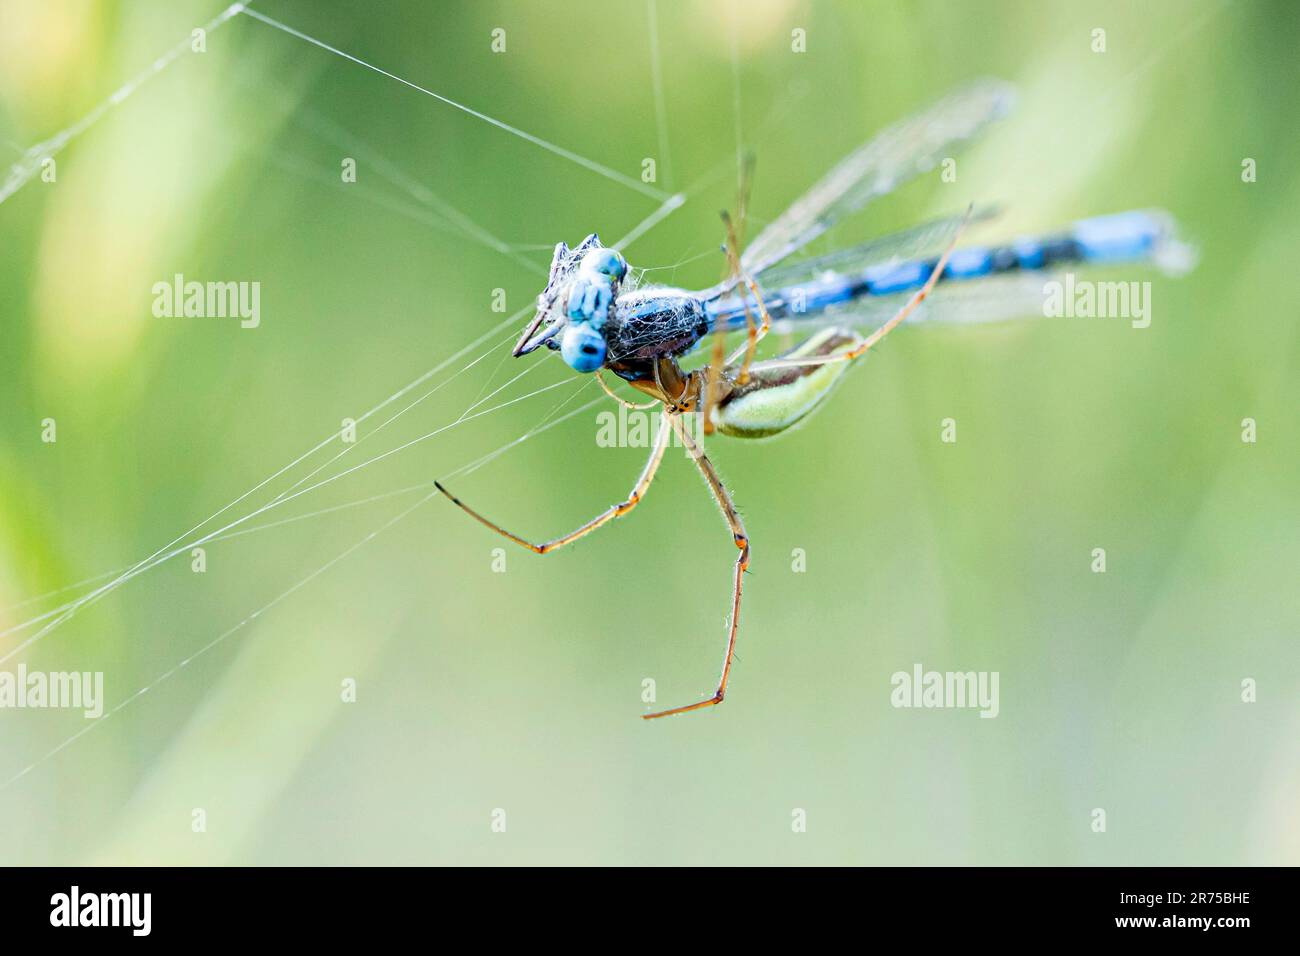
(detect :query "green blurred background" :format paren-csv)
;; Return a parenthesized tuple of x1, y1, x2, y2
(1, 0, 1296, 865)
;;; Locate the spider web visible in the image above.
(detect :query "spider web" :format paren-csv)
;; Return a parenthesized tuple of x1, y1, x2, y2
(0, 0, 733, 789)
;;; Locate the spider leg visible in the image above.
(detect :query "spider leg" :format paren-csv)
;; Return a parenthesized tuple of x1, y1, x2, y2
(725, 268, 772, 381)
(724, 153, 770, 384)
(702, 311, 729, 433)
(434, 409, 672, 554)
(643, 414, 749, 720)
(703, 154, 756, 430)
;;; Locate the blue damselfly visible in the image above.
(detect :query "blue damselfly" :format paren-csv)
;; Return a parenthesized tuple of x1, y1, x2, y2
(435, 78, 1191, 719)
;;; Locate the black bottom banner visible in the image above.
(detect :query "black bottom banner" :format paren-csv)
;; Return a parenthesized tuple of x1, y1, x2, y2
(0, 865, 1285, 942)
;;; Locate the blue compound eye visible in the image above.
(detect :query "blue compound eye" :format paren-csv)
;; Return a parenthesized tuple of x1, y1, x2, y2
(559, 323, 607, 372)
(580, 247, 627, 281)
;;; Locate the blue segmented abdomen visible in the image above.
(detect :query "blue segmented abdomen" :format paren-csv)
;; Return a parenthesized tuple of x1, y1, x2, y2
(705, 209, 1179, 330)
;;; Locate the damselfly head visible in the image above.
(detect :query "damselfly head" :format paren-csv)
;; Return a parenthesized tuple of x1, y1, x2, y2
(513, 235, 599, 358)
(512, 234, 629, 374)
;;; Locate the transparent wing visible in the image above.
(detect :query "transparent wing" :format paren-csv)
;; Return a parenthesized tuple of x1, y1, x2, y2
(755, 206, 999, 290)
(740, 79, 1015, 278)
(803, 271, 1056, 330)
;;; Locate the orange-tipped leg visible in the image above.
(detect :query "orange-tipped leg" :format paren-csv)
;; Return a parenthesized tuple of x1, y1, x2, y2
(643, 416, 749, 720)
(435, 410, 671, 555)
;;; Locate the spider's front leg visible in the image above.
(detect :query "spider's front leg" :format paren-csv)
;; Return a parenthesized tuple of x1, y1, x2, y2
(434, 408, 672, 555)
